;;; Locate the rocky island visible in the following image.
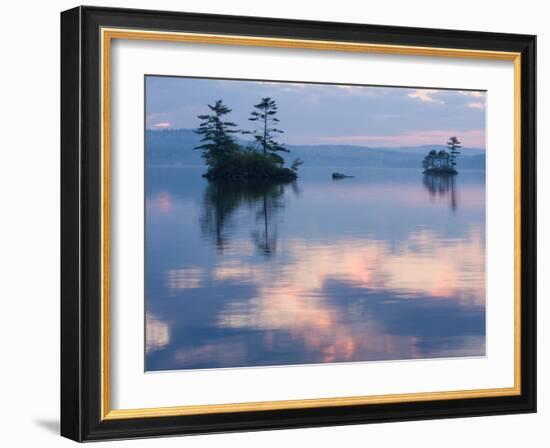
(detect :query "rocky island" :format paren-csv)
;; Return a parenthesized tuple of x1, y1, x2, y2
(195, 98, 301, 182)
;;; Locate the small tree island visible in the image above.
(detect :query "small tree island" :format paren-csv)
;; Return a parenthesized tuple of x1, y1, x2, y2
(194, 98, 302, 182)
(422, 136, 462, 175)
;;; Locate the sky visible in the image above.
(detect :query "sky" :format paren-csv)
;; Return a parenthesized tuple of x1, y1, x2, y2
(145, 76, 486, 149)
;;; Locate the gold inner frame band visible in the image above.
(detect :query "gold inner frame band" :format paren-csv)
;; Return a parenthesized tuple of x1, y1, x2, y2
(100, 27, 522, 421)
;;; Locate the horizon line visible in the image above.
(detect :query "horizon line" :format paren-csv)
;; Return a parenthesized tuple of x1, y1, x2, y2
(145, 127, 486, 150)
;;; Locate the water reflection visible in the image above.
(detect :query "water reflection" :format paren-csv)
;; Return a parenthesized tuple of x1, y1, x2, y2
(200, 180, 293, 256)
(145, 312, 170, 354)
(146, 167, 486, 371)
(423, 174, 459, 211)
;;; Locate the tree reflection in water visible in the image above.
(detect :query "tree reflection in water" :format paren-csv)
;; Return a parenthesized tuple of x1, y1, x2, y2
(200, 180, 293, 256)
(422, 174, 459, 211)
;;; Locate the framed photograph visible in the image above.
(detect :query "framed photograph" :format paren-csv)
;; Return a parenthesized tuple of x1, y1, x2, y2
(61, 6, 536, 441)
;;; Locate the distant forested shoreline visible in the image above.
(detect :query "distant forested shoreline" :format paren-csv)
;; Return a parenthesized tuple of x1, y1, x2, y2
(146, 128, 485, 170)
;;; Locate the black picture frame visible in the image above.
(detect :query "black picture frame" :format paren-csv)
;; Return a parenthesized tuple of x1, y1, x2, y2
(61, 5, 536, 442)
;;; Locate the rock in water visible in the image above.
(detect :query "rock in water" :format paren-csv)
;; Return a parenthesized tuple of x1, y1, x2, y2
(332, 172, 354, 179)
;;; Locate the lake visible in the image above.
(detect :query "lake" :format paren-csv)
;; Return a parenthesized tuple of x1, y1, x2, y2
(145, 165, 486, 371)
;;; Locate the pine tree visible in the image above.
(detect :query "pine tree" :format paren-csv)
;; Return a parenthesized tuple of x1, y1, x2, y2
(438, 150, 450, 168)
(245, 97, 288, 159)
(194, 100, 240, 168)
(447, 136, 462, 168)
(422, 155, 432, 170)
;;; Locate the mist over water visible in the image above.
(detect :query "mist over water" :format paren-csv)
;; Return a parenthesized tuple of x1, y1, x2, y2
(145, 166, 485, 371)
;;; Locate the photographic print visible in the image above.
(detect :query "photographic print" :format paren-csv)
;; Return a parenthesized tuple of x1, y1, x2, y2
(145, 76, 487, 372)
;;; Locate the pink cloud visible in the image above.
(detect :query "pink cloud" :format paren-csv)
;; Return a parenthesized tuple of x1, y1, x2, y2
(459, 91, 485, 98)
(316, 129, 486, 148)
(152, 122, 172, 128)
(407, 89, 444, 104)
(466, 101, 485, 109)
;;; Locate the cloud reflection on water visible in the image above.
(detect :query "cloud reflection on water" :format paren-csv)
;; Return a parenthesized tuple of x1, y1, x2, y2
(212, 229, 484, 364)
(145, 167, 486, 370)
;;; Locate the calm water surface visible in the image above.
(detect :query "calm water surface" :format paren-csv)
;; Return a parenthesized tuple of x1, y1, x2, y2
(145, 166, 485, 371)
